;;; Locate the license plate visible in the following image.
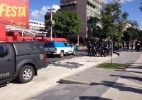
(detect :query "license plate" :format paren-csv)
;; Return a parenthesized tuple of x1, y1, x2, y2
(47, 52, 51, 54)
(45, 48, 49, 51)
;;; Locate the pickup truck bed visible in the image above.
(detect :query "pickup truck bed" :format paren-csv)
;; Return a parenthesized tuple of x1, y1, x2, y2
(0, 41, 47, 85)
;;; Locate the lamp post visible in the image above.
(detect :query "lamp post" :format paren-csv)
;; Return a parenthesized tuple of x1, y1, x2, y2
(111, 36, 113, 63)
(48, 8, 55, 41)
(77, 33, 79, 45)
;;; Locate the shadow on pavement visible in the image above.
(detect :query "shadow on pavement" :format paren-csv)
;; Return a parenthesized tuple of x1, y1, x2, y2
(110, 75, 142, 82)
(0, 84, 7, 88)
(46, 54, 65, 58)
(0, 79, 20, 85)
(79, 96, 112, 100)
(115, 69, 142, 74)
(49, 62, 84, 69)
(127, 65, 142, 69)
(90, 81, 142, 94)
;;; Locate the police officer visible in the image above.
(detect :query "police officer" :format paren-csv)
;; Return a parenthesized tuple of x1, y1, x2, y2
(137, 41, 140, 51)
(95, 40, 101, 56)
(87, 40, 92, 56)
(91, 40, 97, 56)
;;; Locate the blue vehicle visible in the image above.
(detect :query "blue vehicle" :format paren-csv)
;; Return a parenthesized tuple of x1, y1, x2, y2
(70, 43, 77, 51)
(44, 41, 76, 57)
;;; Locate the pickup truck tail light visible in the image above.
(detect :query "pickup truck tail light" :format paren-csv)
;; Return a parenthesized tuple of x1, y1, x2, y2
(54, 48, 57, 52)
(44, 53, 47, 61)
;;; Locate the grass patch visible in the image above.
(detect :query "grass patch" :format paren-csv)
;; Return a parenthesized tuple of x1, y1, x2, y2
(97, 63, 128, 69)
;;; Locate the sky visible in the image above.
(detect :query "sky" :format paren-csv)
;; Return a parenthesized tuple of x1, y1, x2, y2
(29, 0, 142, 29)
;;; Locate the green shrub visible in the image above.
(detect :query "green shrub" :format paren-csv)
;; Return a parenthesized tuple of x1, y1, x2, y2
(97, 63, 128, 69)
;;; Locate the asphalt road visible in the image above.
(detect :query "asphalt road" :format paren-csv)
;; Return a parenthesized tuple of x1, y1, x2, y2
(46, 50, 87, 64)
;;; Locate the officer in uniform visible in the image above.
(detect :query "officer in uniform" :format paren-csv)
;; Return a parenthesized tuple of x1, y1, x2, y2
(87, 40, 92, 56)
(91, 40, 97, 56)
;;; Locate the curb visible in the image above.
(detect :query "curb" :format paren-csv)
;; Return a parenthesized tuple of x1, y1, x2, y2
(57, 79, 90, 85)
(113, 51, 120, 56)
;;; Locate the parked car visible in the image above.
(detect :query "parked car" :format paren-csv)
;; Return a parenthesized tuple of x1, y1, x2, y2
(0, 41, 47, 85)
(70, 43, 77, 51)
(44, 41, 76, 57)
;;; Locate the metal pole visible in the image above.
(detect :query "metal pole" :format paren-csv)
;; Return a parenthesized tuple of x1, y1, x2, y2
(22, 31, 24, 37)
(111, 39, 113, 63)
(50, 9, 53, 41)
(77, 34, 79, 46)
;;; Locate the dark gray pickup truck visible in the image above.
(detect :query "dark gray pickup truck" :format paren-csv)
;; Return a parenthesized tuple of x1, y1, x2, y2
(0, 41, 47, 85)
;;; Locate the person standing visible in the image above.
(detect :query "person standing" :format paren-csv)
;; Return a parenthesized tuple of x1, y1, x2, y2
(92, 40, 97, 56)
(136, 41, 140, 51)
(122, 41, 125, 49)
(140, 41, 142, 51)
(87, 40, 92, 56)
(130, 41, 134, 50)
(135, 41, 138, 50)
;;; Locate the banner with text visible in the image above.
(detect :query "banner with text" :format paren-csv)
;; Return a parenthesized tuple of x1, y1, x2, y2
(0, 0, 29, 28)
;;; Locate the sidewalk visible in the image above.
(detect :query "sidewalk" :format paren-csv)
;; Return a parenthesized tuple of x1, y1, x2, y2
(1, 51, 142, 100)
(0, 54, 117, 100)
(28, 51, 142, 100)
(101, 52, 142, 100)
(61, 51, 142, 100)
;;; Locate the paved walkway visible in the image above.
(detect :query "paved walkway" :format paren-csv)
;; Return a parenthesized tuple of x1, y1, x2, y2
(28, 51, 142, 100)
(0, 54, 117, 100)
(101, 51, 142, 100)
(0, 51, 142, 100)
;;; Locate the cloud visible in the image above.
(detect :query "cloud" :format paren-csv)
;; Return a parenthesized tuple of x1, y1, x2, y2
(52, 5, 60, 12)
(30, 5, 60, 21)
(119, 0, 134, 3)
(102, 0, 134, 3)
(102, 0, 110, 3)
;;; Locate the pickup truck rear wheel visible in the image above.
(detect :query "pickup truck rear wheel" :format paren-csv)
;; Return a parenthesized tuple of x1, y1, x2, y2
(17, 65, 35, 83)
(60, 51, 64, 58)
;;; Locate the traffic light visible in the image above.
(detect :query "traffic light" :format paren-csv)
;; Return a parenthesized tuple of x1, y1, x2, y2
(44, 12, 51, 20)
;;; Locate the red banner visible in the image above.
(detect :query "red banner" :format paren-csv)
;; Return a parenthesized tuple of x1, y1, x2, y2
(0, 0, 29, 28)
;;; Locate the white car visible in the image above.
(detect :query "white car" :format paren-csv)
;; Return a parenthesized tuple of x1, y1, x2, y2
(44, 41, 76, 57)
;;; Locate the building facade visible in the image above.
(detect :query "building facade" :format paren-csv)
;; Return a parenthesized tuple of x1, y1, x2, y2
(29, 20, 45, 31)
(123, 20, 139, 31)
(60, 0, 102, 38)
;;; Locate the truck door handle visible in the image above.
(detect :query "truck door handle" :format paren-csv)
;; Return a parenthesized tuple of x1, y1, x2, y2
(7, 59, 12, 62)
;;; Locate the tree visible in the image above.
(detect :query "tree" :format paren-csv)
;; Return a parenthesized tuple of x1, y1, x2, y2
(122, 27, 139, 42)
(101, 2, 129, 41)
(45, 11, 82, 38)
(87, 16, 101, 38)
(136, 30, 142, 41)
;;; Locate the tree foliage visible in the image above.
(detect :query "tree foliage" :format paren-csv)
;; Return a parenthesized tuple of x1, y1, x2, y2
(101, 2, 129, 41)
(122, 27, 140, 42)
(87, 16, 101, 38)
(137, 30, 142, 41)
(45, 11, 82, 37)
